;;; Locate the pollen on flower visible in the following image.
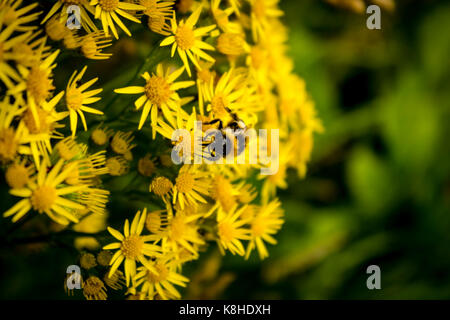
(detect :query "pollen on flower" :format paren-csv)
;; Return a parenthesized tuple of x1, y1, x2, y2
(23, 107, 49, 134)
(211, 94, 228, 117)
(145, 76, 171, 106)
(175, 172, 195, 193)
(150, 176, 173, 196)
(121, 234, 144, 259)
(31, 185, 57, 213)
(80, 253, 98, 270)
(27, 66, 54, 104)
(97, 250, 113, 266)
(175, 25, 196, 50)
(218, 220, 235, 242)
(45, 16, 67, 41)
(146, 262, 169, 283)
(66, 87, 83, 111)
(98, 0, 120, 12)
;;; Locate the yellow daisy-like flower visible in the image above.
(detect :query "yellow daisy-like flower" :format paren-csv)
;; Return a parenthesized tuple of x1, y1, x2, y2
(0, 0, 41, 32)
(10, 49, 59, 107)
(204, 68, 260, 125)
(0, 20, 30, 88)
(134, 259, 189, 300)
(249, 0, 283, 41)
(216, 205, 251, 256)
(11, 30, 51, 68)
(245, 199, 284, 260)
(114, 63, 194, 138)
(65, 66, 104, 137)
(18, 91, 68, 167)
(3, 159, 88, 225)
(103, 208, 162, 286)
(83, 276, 107, 300)
(41, 0, 98, 33)
(0, 98, 27, 164)
(140, 0, 175, 36)
(80, 31, 113, 60)
(160, 6, 216, 77)
(173, 164, 210, 210)
(90, 0, 145, 39)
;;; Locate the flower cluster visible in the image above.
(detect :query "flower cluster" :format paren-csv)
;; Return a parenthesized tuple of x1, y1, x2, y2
(0, 0, 322, 300)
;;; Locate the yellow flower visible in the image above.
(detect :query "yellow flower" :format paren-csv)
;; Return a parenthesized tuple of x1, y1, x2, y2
(149, 176, 173, 201)
(211, 0, 242, 33)
(10, 49, 59, 106)
(160, 6, 216, 77)
(80, 31, 112, 60)
(0, 0, 41, 32)
(110, 131, 136, 155)
(41, 0, 98, 33)
(173, 164, 210, 210)
(134, 259, 189, 300)
(150, 204, 205, 257)
(106, 156, 129, 176)
(91, 124, 113, 145)
(245, 199, 284, 260)
(249, 0, 283, 41)
(5, 159, 35, 189)
(3, 159, 89, 225)
(65, 66, 104, 137)
(216, 205, 251, 256)
(0, 98, 27, 164)
(204, 68, 260, 125)
(114, 63, 194, 137)
(90, 0, 145, 39)
(11, 30, 51, 68)
(103, 208, 162, 286)
(18, 91, 68, 167)
(0, 21, 30, 88)
(83, 276, 107, 300)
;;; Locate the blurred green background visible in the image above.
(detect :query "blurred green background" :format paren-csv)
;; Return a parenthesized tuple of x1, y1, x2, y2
(1, 0, 449, 299)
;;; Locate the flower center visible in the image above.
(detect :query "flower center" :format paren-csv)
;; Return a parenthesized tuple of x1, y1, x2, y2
(251, 217, 266, 237)
(26, 66, 54, 104)
(23, 107, 50, 134)
(98, 0, 119, 11)
(13, 43, 38, 67)
(31, 185, 57, 213)
(91, 128, 109, 145)
(66, 87, 83, 111)
(218, 221, 235, 242)
(212, 176, 236, 212)
(120, 234, 144, 259)
(211, 94, 228, 117)
(169, 216, 187, 241)
(175, 172, 194, 193)
(146, 263, 169, 283)
(0, 128, 18, 163)
(145, 76, 171, 106)
(175, 24, 195, 50)
(151, 177, 173, 196)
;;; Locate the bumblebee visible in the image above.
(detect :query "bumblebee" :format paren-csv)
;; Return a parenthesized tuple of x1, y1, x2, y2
(202, 107, 249, 161)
